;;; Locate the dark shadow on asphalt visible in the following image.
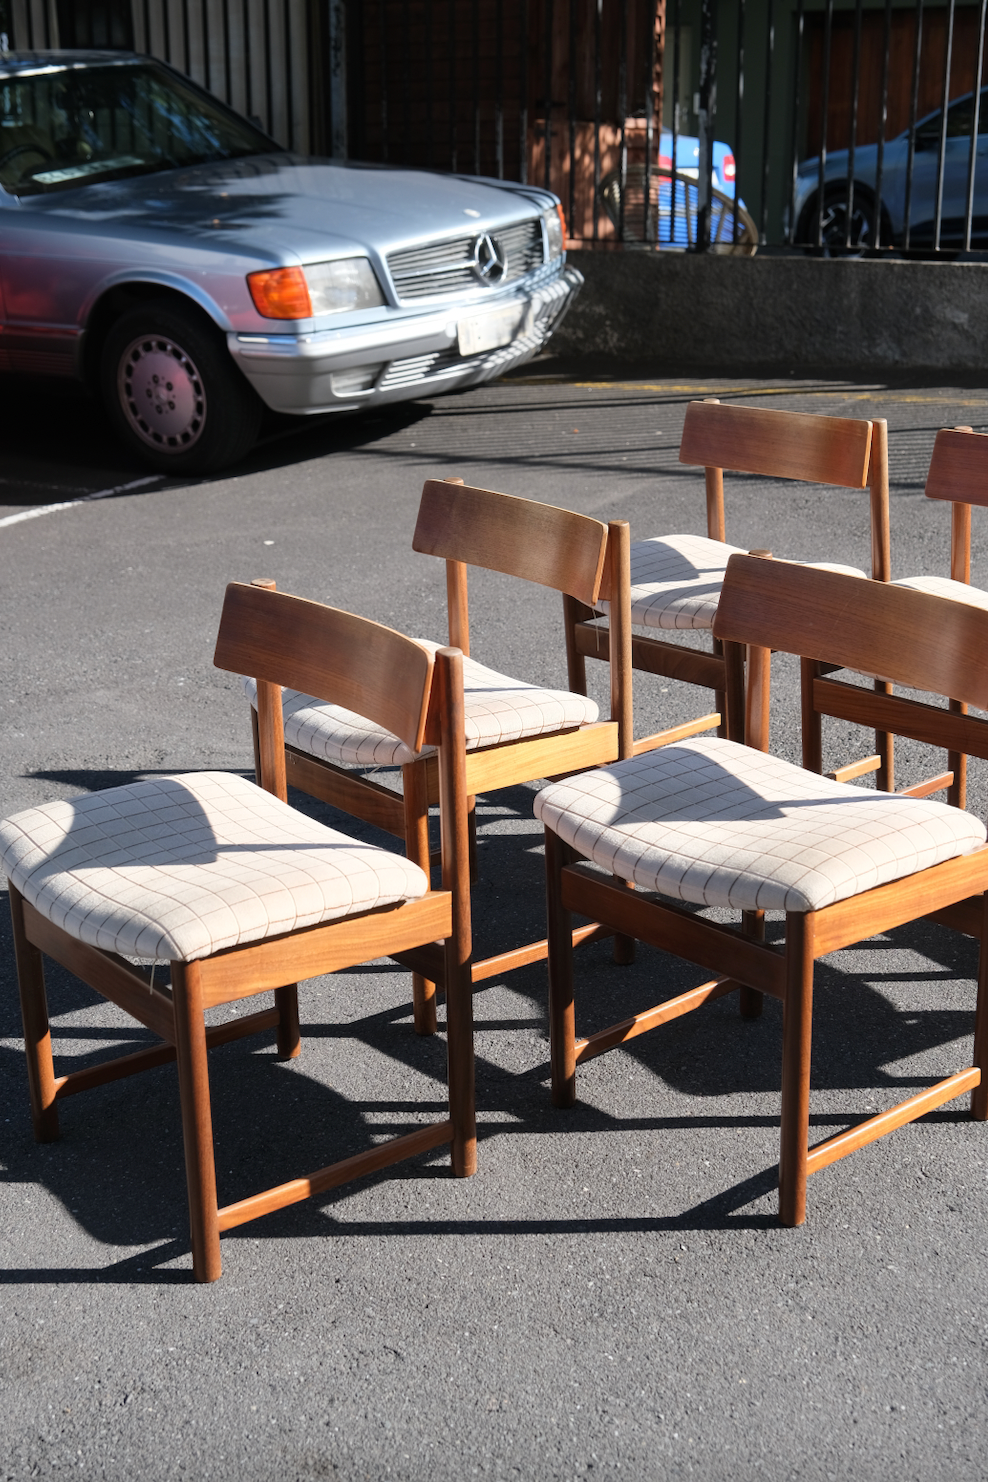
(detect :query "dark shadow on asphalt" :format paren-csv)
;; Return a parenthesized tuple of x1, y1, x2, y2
(6, 366, 979, 512)
(3, 751, 982, 1284)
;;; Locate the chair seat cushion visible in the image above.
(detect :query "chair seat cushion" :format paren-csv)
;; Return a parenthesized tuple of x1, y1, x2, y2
(893, 574, 988, 613)
(534, 736, 986, 914)
(244, 641, 599, 768)
(597, 534, 866, 632)
(0, 772, 429, 963)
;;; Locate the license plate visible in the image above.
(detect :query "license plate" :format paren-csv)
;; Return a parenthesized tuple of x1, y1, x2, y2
(457, 303, 526, 357)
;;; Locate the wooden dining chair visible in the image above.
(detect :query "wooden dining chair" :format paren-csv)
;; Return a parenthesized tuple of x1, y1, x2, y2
(539, 555, 988, 1227)
(562, 400, 891, 770)
(0, 584, 475, 1283)
(245, 480, 664, 1037)
(887, 426, 988, 813)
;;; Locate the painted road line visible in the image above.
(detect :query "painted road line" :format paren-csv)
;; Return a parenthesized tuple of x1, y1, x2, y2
(0, 475, 163, 530)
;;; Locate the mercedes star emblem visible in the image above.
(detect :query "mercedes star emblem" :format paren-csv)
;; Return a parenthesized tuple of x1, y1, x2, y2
(471, 232, 508, 285)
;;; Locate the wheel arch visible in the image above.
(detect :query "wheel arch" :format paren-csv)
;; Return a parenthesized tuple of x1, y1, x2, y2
(80, 277, 231, 390)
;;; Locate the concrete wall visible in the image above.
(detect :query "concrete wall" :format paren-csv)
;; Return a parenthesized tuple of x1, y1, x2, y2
(552, 251, 988, 373)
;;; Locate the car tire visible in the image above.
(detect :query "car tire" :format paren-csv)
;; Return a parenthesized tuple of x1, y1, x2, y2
(101, 300, 261, 474)
(798, 184, 881, 251)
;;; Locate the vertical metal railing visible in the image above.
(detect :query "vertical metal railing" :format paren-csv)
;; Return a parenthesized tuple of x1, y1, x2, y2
(873, 0, 891, 247)
(902, 0, 923, 249)
(787, 0, 804, 246)
(933, 0, 956, 250)
(24, 0, 988, 257)
(668, 0, 679, 245)
(965, 0, 987, 251)
(732, 0, 743, 244)
(844, 0, 861, 250)
(759, 0, 772, 244)
(813, 0, 832, 248)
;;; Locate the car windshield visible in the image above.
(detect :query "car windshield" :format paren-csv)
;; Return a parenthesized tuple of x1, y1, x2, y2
(0, 60, 276, 195)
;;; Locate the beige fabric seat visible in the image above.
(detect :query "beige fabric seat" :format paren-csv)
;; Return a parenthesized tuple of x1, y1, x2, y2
(0, 771, 429, 963)
(534, 735, 986, 914)
(893, 574, 988, 612)
(596, 533, 867, 633)
(243, 641, 599, 767)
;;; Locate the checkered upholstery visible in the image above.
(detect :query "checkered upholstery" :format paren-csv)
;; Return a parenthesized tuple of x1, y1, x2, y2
(243, 640, 599, 767)
(893, 574, 988, 613)
(596, 533, 866, 632)
(0, 772, 429, 963)
(534, 736, 986, 913)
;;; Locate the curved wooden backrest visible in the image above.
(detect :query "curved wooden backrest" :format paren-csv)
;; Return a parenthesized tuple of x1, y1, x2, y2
(926, 427, 988, 507)
(713, 554, 988, 711)
(412, 479, 609, 607)
(214, 583, 435, 754)
(679, 401, 873, 489)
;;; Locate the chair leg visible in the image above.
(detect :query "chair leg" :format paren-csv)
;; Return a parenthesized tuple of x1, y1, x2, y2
(403, 759, 437, 1035)
(9, 885, 59, 1143)
(467, 795, 478, 884)
(779, 913, 815, 1228)
(171, 960, 222, 1283)
(739, 911, 764, 1019)
(713, 637, 729, 739)
(562, 593, 589, 696)
(947, 699, 968, 810)
(611, 878, 636, 965)
(546, 828, 578, 1108)
(875, 681, 895, 792)
(444, 934, 477, 1177)
(972, 894, 988, 1122)
(275, 984, 301, 1059)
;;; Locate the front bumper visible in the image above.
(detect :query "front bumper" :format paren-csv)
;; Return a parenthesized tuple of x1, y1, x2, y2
(226, 264, 583, 415)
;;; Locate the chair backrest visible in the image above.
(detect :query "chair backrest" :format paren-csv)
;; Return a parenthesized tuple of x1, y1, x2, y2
(412, 479, 609, 608)
(713, 553, 988, 768)
(679, 401, 874, 488)
(678, 401, 889, 581)
(926, 426, 988, 509)
(214, 583, 435, 754)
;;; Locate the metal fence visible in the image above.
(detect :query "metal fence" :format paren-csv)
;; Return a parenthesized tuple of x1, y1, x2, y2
(794, 0, 988, 252)
(5, 0, 987, 253)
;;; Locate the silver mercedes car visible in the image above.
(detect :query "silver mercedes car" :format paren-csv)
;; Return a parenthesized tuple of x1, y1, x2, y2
(0, 50, 582, 472)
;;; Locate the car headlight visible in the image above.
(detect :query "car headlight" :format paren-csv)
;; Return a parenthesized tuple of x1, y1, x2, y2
(543, 205, 566, 260)
(306, 258, 386, 314)
(247, 258, 386, 319)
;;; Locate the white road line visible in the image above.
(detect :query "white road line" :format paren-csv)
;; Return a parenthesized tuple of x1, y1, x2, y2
(0, 475, 163, 530)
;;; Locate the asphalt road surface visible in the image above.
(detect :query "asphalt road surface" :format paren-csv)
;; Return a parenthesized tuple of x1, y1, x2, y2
(2, 363, 988, 1482)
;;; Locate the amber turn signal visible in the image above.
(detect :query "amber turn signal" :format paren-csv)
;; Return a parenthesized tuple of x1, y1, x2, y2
(247, 266, 313, 319)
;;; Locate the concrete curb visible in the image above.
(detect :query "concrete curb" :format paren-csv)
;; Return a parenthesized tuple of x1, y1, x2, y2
(551, 250, 988, 373)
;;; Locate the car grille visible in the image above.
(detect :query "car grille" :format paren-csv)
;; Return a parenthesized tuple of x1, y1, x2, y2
(387, 219, 544, 302)
(378, 349, 481, 390)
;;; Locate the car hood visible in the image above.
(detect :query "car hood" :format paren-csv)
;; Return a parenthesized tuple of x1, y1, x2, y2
(9, 154, 549, 263)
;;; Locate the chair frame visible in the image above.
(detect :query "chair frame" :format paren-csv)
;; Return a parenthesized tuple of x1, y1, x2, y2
(562, 400, 892, 771)
(545, 555, 988, 1226)
(256, 479, 677, 1037)
(9, 584, 476, 1282)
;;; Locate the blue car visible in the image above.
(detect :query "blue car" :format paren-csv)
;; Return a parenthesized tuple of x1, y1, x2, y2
(660, 129, 737, 198)
(793, 87, 988, 248)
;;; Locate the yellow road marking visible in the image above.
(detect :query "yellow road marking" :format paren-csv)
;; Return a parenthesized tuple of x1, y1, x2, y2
(504, 377, 988, 407)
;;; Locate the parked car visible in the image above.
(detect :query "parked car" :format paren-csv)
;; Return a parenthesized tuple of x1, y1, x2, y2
(0, 50, 582, 472)
(598, 131, 753, 251)
(659, 129, 737, 198)
(793, 86, 988, 249)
